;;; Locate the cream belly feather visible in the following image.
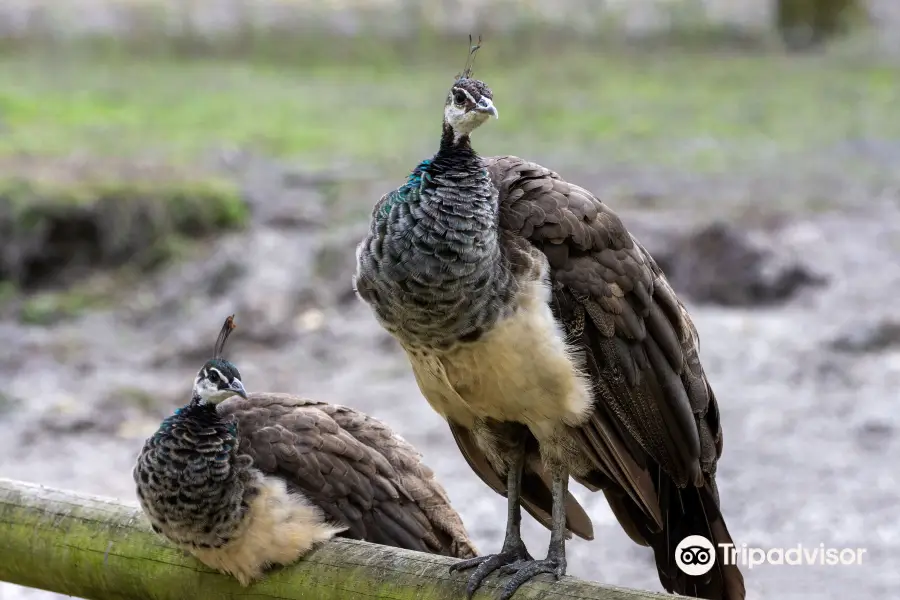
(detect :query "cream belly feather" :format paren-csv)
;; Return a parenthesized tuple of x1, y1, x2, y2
(190, 476, 345, 586)
(404, 270, 594, 447)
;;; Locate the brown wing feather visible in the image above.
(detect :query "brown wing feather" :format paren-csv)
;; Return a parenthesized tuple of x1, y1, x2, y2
(218, 392, 477, 559)
(486, 155, 745, 600)
(322, 402, 478, 559)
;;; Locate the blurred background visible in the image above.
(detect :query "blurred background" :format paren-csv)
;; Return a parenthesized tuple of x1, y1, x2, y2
(0, 0, 898, 598)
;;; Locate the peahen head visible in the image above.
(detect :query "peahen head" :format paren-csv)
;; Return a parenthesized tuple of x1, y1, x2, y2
(192, 315, 248, 405)
(443, 37, 498, 144)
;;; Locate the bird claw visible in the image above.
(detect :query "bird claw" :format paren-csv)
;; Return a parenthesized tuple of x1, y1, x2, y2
(449, 545, 533, 599)
(496, 556, 566, 600)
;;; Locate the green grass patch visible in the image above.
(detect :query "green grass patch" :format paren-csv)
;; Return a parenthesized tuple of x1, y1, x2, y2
(0, 174, 247, 239)
(1, 38, 900, 175)
(0, 162, 248, 289)
(19, 287, 110, 325)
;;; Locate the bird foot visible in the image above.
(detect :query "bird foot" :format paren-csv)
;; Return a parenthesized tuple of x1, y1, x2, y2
(449, 543, 533, 599)
(495, 556, 566, 600)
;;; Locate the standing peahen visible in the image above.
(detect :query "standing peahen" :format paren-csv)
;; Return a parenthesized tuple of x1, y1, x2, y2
(353, 41, 745, 600)
(134, 316, 477, 585)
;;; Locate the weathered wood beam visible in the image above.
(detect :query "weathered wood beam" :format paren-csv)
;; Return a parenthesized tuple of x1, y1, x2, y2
(0, 477, 668, 600)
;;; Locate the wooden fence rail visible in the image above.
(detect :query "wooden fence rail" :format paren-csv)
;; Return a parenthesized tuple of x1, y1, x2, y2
(0, 477, 667, 600)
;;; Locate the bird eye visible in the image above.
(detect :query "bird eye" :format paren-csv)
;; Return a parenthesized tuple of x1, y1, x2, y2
(453, 91, 467, 105)
(208, 371, 220, 384)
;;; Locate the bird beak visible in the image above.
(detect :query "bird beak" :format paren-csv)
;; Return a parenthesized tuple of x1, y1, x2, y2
(229, 379, 248, 399)
(474, 97, 499, 119)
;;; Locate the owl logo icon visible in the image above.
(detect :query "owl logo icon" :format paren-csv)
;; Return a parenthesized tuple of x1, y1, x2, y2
(675, 535, 716, 576)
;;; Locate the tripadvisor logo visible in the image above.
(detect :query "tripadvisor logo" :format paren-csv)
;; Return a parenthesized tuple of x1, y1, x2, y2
(675, 535, 717, 576)
(675, 535, 868, 575)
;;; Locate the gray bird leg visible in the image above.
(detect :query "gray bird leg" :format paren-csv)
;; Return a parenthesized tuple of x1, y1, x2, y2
(494, 464, 568, 600)
(449, 443, 532, 598)
(499, 445, 529, 554)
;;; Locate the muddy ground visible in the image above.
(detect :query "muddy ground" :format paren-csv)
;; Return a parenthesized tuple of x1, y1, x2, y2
(0, 146, 898, 600)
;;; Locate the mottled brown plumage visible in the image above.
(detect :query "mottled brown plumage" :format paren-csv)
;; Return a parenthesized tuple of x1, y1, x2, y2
(355, 68, 743, 600)
(137, 318, 476, 586)
(219, 392, 477, 560)
(472, 155, 743, 598)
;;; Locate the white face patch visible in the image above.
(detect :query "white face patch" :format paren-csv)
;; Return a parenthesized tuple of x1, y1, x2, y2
(444, 103, 492, 143)
(444, 84, 496, 143)
(192, 368, 240, 405)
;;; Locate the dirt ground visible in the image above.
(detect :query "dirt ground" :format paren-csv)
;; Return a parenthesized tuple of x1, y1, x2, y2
(1, 145, 898, 599)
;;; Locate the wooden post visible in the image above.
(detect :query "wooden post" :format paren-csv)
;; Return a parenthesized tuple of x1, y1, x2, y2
(0, 477, 668, 600)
